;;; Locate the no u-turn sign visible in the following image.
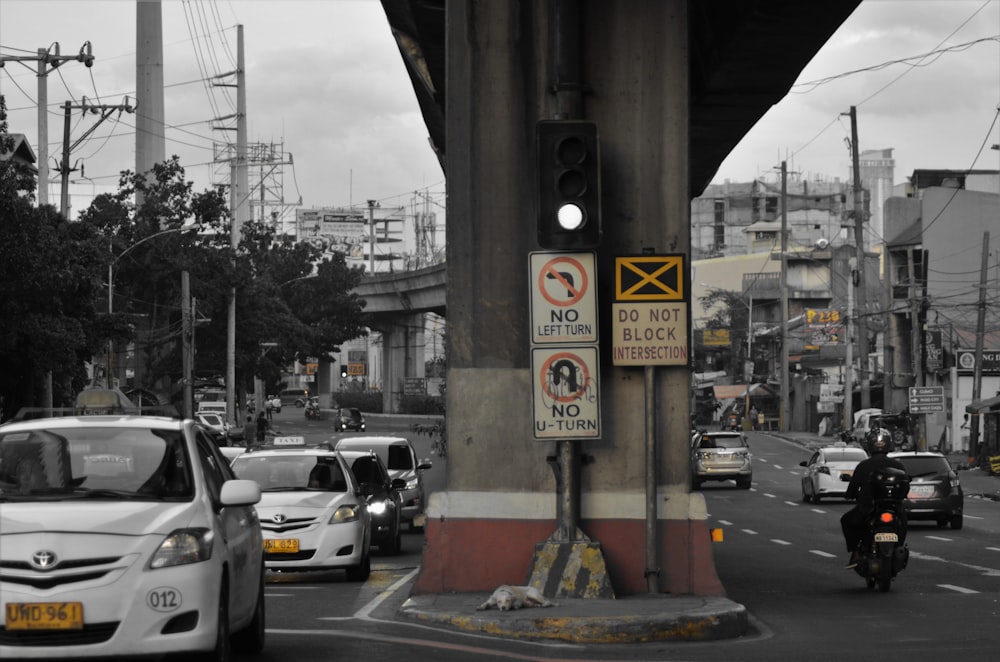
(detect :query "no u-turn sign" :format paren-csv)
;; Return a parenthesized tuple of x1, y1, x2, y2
(531, 346, 601, 439)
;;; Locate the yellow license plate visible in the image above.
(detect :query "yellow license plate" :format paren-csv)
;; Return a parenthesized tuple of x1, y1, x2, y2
(5, 602, 83, 630)
(264, 538, 300, 553)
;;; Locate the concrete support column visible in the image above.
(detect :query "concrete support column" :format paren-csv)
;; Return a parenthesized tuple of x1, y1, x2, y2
(414, 0, 720, 597)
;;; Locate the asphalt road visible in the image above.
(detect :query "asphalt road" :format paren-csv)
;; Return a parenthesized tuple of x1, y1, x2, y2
(226, 418, 1000, 661)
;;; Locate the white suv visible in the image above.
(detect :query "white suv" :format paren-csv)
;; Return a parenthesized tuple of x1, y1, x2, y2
(0, 413, 265, 660)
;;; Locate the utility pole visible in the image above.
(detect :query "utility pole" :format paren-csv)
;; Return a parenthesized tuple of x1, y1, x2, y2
(780, 161, 790, 432)
(843, 259, 854, 431)
(58, 99, 136, 218)
(368, 199, 380, 273)
(0, 43, 94, 208)
(969, 231, 990, 463)
(846, 106, 871, 410)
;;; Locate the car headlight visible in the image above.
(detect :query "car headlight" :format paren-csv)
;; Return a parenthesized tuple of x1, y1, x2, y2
(368, 500, 388, 516)
(150, 528, 214, 569)
(330, 504, 361, 524)
(405, 478, 419, 490)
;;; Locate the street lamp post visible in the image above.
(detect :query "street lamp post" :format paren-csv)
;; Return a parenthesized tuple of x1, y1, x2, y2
(106, 225, 199, 389)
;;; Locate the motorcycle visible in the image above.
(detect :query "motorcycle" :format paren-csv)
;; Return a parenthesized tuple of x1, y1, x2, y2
(304, 397, 322, 420)
(852, 466, 910, 592)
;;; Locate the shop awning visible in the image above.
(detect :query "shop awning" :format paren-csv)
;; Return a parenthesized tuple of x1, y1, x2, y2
(966, 395, 1000, 415)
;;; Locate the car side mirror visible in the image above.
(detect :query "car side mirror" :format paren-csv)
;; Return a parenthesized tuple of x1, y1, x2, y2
(417, 459, 433, 472)
(799, 461, 808, 467)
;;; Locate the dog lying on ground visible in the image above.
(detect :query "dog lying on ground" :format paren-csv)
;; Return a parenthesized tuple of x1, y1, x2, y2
(476, 585, 557, 611)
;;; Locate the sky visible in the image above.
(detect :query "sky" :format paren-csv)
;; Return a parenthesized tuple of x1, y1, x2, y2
(2, 0, 1000, 220)
(0, 0, 446, 223)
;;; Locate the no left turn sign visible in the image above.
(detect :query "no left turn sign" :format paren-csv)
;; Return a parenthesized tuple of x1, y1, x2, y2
(529, 251, 598, 345)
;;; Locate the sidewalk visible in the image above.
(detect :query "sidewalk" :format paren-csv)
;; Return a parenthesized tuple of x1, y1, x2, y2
(397, 592, 748, 644)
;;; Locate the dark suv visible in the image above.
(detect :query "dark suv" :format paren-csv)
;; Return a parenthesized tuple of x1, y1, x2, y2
(889, 451, 963, 529)
(335, 407, 366, 432)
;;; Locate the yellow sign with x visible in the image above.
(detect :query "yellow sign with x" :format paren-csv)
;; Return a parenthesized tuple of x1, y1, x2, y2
(614, 255, 685, 301)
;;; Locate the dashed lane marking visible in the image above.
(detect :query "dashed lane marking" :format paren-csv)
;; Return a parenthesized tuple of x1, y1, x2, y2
(810, 550, 837, 558)
(771, 539, 792, 546)
(939, 584, 979, 594)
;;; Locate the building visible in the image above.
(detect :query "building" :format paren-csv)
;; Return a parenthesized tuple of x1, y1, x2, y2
(883, 170, 1000, 454)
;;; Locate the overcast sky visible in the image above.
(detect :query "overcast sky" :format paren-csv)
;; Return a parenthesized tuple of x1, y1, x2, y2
(2, 0, 999, 219)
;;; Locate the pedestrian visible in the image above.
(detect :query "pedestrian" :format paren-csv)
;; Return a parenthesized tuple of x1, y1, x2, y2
(265, 397, 273, 421)
(757, 409, 765, 430)
(749, 405, 759, 431)
(255, 411, 267, 444)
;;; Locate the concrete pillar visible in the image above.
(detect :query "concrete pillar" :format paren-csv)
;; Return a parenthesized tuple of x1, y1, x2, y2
(414, 0, 721, 596)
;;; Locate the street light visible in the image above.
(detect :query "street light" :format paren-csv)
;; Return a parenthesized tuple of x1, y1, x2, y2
(105, 224, 201, 388)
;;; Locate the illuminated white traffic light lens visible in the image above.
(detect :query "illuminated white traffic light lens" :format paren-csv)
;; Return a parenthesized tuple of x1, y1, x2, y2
(557, 202, 585, 230)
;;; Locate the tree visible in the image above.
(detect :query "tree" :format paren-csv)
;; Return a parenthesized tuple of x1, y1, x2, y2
(699, 288, 751, 378)
(0, 97, 108, 416)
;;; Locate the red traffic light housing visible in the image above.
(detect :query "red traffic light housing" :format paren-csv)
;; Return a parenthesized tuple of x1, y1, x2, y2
(536, 120, 601, 250)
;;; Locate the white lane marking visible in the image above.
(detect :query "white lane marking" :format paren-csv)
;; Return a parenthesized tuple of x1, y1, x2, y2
(773, 465, 783, 470)
(717, 519, 734, 526)
(910, 551, 1000, 577)
(354, 568, 420, 620)
(926, 536, 953, 542)
(784, 501, 799, 507)
(763, 493, 776, 498)
(771, 539, 792, 546)
(811, 550, 837, 558)
(987, 547, 1000, 553)
(811, 508, 827, 514)
(741, 529, 758, 535)
(939, 584, 979, 594)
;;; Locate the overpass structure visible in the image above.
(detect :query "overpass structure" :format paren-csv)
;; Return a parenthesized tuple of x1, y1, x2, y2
(376, 0, 862, 597)
(354, 263, 446, 413)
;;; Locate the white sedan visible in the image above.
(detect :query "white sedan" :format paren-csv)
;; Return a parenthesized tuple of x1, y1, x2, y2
(230, 443, 372, 580)
(0, 413, 265, 660)
(800, 443, 869, 503)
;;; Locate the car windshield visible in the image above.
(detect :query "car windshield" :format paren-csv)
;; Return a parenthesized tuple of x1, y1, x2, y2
(232, 455, 348, 492)
(699, 435, 745, 449)
(0, 426, 193, 500)
(895, 456, 951, 477)
(824, 449, 867, 463)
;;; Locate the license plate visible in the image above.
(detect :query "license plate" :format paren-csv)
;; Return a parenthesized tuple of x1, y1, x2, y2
(264, 538, 300, 553)
(874, 532, 898, 543)
(908, 485, 935, 499)
(4, 602, 83, 630)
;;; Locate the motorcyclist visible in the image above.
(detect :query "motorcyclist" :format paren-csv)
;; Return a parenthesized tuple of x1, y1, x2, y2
(840, 428, 907, 568)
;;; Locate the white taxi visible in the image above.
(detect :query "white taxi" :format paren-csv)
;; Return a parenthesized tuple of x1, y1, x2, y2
(800, 442, 869, 503)
(230, 437, 372, 580)
(0, 413, 265, 660)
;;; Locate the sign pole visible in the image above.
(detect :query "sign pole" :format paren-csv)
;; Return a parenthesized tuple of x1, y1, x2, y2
(643, 365, 658, 591)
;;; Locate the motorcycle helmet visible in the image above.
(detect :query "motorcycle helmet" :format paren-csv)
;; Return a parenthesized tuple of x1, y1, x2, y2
(868, 429, 892, 455)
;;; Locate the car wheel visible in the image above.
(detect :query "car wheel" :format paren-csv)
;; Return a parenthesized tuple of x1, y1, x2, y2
(231, 564, 266, 655)
(388, 528, 402, 555)
(193, 577, 231, 662)
(950, 514, 964, 530)
(813, 493, 821, 503)
(801, 488, 812, 503)
(346, 546, 371, 582)
(692, 477, 702, 490)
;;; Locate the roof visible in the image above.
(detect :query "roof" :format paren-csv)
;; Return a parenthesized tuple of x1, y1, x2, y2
(0, 133, 37, 167)
(379, 0, 862, 199)
(966, 395, 1000, 415)
(713, 383, 775, 400)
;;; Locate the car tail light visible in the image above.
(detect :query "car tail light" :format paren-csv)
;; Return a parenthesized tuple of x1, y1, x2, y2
(879, 512, 895, 524)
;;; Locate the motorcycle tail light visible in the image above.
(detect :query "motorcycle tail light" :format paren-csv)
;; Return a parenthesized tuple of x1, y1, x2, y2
(879, 512, 895, 524)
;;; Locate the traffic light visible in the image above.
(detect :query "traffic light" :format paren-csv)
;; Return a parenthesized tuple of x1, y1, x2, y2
(340, 366, 348, 378)
(536, 120, 601, 250)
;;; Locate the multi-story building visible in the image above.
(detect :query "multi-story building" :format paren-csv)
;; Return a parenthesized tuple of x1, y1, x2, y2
(883, 169, 1000, 454)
